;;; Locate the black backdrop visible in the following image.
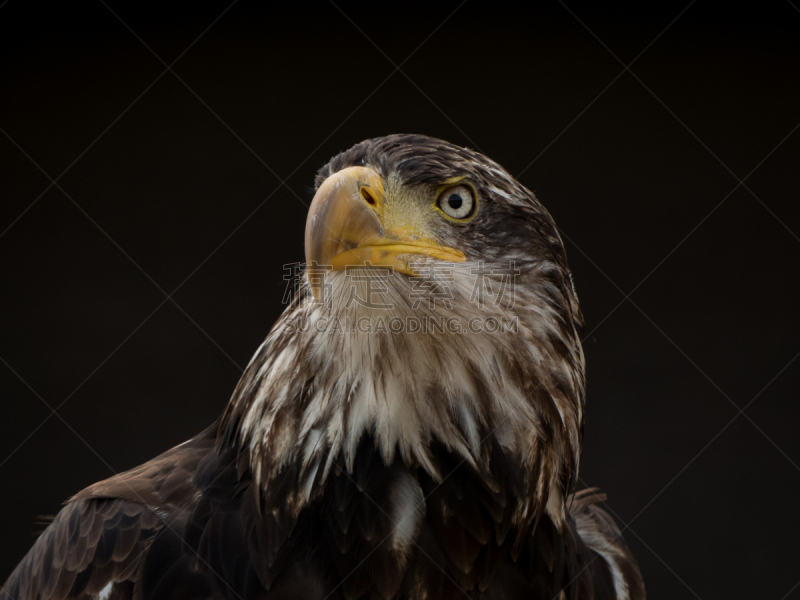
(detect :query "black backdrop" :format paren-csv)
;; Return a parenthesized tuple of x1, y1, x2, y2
(1, 1, 799, 598)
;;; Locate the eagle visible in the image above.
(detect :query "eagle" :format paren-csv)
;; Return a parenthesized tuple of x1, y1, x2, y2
(2, 134, 645, 600)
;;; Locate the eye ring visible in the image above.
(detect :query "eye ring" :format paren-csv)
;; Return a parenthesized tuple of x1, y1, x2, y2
(436, 184, 477, 221)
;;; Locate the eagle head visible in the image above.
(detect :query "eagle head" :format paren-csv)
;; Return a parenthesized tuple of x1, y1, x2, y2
(223, 134, 585, 529)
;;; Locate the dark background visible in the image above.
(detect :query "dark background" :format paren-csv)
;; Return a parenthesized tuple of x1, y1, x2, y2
(1, 1, 799, 598)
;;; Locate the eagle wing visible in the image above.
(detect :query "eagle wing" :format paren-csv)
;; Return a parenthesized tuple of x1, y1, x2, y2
(570, 489, 646, 600)
(1, 425, 217, 600)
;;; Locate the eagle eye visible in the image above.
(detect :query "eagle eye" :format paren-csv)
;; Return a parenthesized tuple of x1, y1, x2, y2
(436, 184, 476, 221)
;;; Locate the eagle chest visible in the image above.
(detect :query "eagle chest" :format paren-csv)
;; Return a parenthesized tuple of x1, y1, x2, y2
(218, 440, 575, 600)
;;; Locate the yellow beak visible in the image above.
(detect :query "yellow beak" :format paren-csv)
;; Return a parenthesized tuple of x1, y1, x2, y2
(304, 166, 465, 300)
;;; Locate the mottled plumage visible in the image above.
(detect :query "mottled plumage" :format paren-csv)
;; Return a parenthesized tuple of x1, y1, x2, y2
(2, 134, 644, 600)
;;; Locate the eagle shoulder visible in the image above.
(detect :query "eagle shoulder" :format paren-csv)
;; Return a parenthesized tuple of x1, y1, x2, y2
(1, 425, 217, 600)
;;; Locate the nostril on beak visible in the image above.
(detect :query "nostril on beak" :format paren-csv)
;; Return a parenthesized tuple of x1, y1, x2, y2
(360, 187, 376, 206)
